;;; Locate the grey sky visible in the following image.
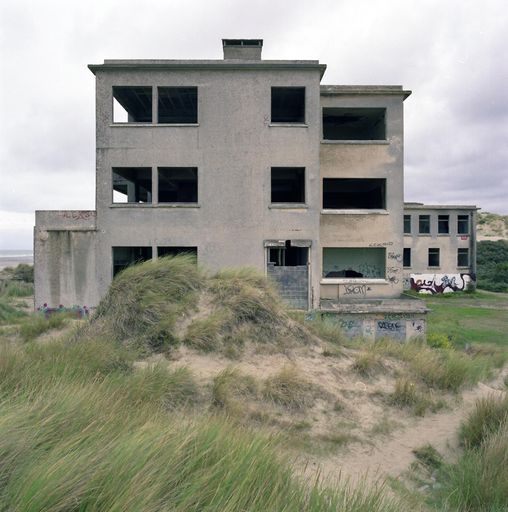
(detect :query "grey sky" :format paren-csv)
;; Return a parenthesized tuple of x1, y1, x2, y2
(1, 0, 506, 249)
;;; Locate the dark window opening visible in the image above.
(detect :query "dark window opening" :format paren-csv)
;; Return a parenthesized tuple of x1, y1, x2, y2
(158, 167, 198, 203)
(457, 248, 469, 267)
(403, 248, 411, 267)
(271, 87, 305, 123)
(323, 178, 386, 209)
(113, 86, 152, 123)
(428, 248, 440, 267)
(322, 248, 385, 279)
(419, 215, 431, 234)
(158, 246, 197, 261)
(269, 242, 308, 266)
(113, 246, 152, 276)
(438, 215, 450, 234)
(271, 168, 305, 203)
(404, 215, 411, 234)
(458, 215, 469, 234)
(112, 167, 152, 203)
(158, 87, 198, 123)
(322, 107, 386, 140)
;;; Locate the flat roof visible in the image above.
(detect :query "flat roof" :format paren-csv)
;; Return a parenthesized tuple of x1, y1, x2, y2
(320, 84, 411, 99)
(404, 202, 479, 210)
(88, 60, 327, 78)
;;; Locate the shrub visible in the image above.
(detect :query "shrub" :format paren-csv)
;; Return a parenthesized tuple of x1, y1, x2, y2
(426, 333, 452, 350)
(351, 351, 383, 377)
(412, 444, 443, 469)
(19, 312, 70, 342)
(263, 366, 316, 410)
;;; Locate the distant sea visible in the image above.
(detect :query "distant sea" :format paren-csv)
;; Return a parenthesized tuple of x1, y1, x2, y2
(0, 250, 34, 270)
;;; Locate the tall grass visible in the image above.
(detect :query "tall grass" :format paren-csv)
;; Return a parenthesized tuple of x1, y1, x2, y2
(0, 280, 34, 297)
(0, 336, 403, 512)
(433, 396, 508, 510)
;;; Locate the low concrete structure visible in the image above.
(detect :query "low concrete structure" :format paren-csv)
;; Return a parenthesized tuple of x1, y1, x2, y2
(35, 39, 426, 340)
(403, 203, 478, 293)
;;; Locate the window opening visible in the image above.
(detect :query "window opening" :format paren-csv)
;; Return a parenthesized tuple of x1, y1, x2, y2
(404, 215, 411, 234)
(323, 178, 386, 209)
(158, 167, 198, 203)
(428, 248, 440, 267)
(322, 248, 385, 278)
(403, 248, 411, 267)
(271, 168, 305, 203)
(158, 246, 197, 261)
(112, 246, 152, 276)
(269, 242, 308, 266)
(457, 248, 469, 267)
(271, 87, 305, 123)
(158, 87, 197, 123)
(113, 86, 152, 123)
(457, 215, 469, 234)
(419, 215, 431, 234)
(112, 167, 152, 203)
(438, 214, 450, 234)
(322, 108, 386, 140)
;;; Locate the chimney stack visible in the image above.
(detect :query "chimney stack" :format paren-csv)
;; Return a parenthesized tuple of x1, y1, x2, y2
(222, 39, 263, 60)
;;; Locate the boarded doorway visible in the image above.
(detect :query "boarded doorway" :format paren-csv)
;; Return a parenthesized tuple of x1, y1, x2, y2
(266, 240, 309, 310)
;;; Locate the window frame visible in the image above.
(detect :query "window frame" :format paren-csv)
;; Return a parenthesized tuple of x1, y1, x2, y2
(270, 167, 306, 205)
(419, 215, 431, 235)
(270, 87, 306, 124)
(403, 248, 411, 268)
(404, 215, 411, 234)
(157, 86, 198, 124)
(157, 167, 199, 204)
(457, 248, 470, 267)
(438, 214, 450, 234)
(457, 214, 470, 235)
(428, 248, 440, 268)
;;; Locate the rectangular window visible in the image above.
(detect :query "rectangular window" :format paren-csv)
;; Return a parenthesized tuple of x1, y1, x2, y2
(428, 248, 440, 267)
(271, 167, 305, 203)
(158, 87, 198, 123)
(322, 248, 385, 279)
(457, 248, 469, 267)
(457, 215, 469, 234)
(112, 246, 152, 276)
(112, 167, 152, 203)
(269, 246, 308, 266)
(403, 248, 411, 268)
(404, 215, 411, 234)
(271, 87, 305, 123)
(438, 214, 450, 234)
(158, 167, 198, 203)
(322, 178, 386, 209)
(419, 215, 431, 234)
(113, 86, 152, 123)
(322, 108, 386, 140)
(158, 246, 197, 261)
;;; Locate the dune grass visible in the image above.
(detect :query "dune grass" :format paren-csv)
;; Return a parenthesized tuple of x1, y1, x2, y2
(431, 395, 508, 511)
(0, 334, 403, 512)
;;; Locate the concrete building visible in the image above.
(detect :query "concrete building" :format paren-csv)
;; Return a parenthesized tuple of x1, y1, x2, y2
(35, 39, 427, 340)
(403, 203, 478, 293)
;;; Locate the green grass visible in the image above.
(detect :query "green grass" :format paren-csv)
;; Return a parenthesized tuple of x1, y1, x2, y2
(0, 335, 403, 512)
(0, 299, 27, 324)
(18, 312, 71, 342)
(431, 396, 508, 511)
(0, 280, 34, 297)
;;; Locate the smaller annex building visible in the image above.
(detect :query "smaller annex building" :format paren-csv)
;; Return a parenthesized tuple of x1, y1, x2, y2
(403, 203, 478, 293)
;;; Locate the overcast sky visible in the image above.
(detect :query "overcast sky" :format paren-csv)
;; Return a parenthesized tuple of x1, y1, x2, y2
(0, 0, 506, 249)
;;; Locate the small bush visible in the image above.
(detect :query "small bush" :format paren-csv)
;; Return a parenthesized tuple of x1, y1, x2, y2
(388, 378, 432, 416)
(460, 394, 508, 449)
(13, 263, 34, 283)
(303, 314, 347, 345)
(263, 366, 316, 410)
(0, 300, 27, 324)
(351, 352, 383, 377)
(426, 333, 452, 350)
(184, 312, 225, 352)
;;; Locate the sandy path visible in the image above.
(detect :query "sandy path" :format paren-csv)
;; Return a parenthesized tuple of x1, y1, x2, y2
(308, 367, 508, 485)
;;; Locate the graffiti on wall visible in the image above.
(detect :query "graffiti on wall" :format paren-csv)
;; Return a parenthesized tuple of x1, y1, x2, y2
(410, 273, 476, 294)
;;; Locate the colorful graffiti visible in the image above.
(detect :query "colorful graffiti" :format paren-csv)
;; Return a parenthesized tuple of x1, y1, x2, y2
(410, 273, 476, 294)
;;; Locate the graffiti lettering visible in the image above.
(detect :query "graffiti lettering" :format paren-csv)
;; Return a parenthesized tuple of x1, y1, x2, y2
(59, 211, 96, 221)
(387, 252, 402, 262)
(343, 284, 371, 296)
(410, 273, 475, 294)
(377, 321, 402, 331)
(368, 241, 394, 247)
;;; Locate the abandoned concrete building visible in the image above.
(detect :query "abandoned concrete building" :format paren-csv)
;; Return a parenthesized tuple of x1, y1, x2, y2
(35, 39, 428, 340)
(403, 203, 478, 293)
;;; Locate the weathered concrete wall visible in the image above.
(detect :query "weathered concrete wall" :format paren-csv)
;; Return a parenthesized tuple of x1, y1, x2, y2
(403, 206, 477, 292)
(92, 64, 323, 307)
(319, 296, 427, 341)
(34, 211, 99, 308)
(319, 90, 407, 302)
